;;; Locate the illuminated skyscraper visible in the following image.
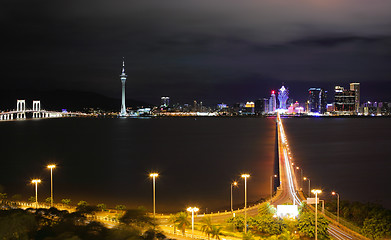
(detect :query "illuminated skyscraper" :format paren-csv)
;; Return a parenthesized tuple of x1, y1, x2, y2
(350, 83, 360, 113)
(161, 96, 170, 108)
(278, 85, 289, 109)
(269, 91, 276, 113)
(334, 86, 355, 113)
(119, 59, 127, 116)
(308, 88, 327, 114)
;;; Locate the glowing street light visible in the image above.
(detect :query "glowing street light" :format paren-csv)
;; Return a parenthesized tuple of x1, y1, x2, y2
(47, 164, 56, 207)
(241, 174, 250, 233)
(149, 173, 158, 218)
(303, 177, 311, 197)
(296, 167, 303, 190)
(187, 207, 199, 238)
(332, 191, 340, 223)
(270, 175, 277, 203)
(231, 181, 238, 214)
(31, 179, 41, 208)
(311, 189, 322, 240)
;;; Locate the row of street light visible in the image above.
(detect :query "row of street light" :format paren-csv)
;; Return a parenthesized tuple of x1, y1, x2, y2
(30, 164, 56, 208)
(148, 172, 251, 236)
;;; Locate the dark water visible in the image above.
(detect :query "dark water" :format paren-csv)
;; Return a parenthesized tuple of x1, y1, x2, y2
(0, 117, 390, 212)
(0, 117, 275, 213)
(283, 117, 391, 209)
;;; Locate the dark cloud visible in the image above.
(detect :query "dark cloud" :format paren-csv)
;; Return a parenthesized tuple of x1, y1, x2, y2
(1, 0, 391, 105)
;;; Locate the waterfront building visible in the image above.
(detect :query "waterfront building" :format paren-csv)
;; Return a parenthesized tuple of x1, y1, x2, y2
(161, 96, 170, 108)
(244, 101, 255, 114)
(278, 85, 289, 109)
(334, 86, 355, 113)
(308, 88, 327, 114)
(119, 59, 128, 116)
(269, 91, 277, 113)
(350, 83, 360, 113)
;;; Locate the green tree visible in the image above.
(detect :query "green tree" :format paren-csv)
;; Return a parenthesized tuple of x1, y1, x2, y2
(61, 198, 71, 206)
(258, 202, 276, 216)
(77, 200, 88, 207)
(297, 211, 329, 239)
(115, 204, 126, 211)
(174, 211, 190, 235)
(0, 210, 38, 240)
(97, 203, 107, 211)
(45, 197, 51, 204)
(242, 232, 254, 240)
(227, 215, 245, 232)
(28, 196, 35, 203)
(210, 225, 223, 240)
(249, 215, 286, 235)
(119, 207, 155, 228)
(0, 193, 7, 203)
(169, 214, 177, 233)
(200, 216, 213, 239)
(361, 216, 391, 239)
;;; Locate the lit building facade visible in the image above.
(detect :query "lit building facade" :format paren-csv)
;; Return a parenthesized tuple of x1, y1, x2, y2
(269, 91, 277, 113)
(308, 88, 327, 114)
(278, 86, 289, 109)
(334, 86, 355, 113)
(119, 59, 127, 116)
(350, 83, 360, 113)
(161, 96, 170, 108)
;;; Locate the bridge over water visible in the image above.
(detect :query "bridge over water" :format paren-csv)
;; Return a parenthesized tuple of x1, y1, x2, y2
(0, 99, 87, 120)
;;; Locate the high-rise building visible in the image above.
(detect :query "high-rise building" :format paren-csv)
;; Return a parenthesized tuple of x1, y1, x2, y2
(334, 86, 355, 113)
(119, 59, 127, 116)
(278, 86, 289, 109)
(308, 88, 327, 114)
(350, 83, 360, 113)
(269, 91, 277, 113)
(161, 97, 170, 108)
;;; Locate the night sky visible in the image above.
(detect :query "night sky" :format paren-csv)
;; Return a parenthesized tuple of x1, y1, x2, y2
(2, 0, 391, 105)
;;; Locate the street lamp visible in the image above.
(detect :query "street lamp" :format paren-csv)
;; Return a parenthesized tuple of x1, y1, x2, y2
(187, 207, 199, 238)
(231, 181, 238, 214)
(149, 173, 158, 218)
(241, 174, 250, 233)
(303, 177, 311, 197)
(47, 164, 56, 207)
(296, 167, 303, 190)
(270, 175, 277, 203)
(31, 179, 41, 208)
(332, 191, 340, 223)
(311, 189, 322, 240)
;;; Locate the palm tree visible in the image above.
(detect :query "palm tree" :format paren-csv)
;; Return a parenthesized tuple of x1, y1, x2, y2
(174, 212, 190, 236)
(169, 214, 177, 234)
(210, 225, 223, 240)
(200, 216, 213, 240)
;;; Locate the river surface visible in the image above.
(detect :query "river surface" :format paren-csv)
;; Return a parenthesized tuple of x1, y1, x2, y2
(0, 117, 390, 212)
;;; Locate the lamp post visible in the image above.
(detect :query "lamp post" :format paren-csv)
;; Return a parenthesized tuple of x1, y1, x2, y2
(231, 181, 238, 214)
(187, 207, 199, 238)
(241, 174, 250, 233)
(332, 191, 340, 223)
(47, 164, 56, 207)
(149, 173, 158, 218)
(296, 167, 303, 190)
(270, 175, 277, 203)
(303, 177, 311, 197)
(311, 189, 322, 240)
(31, 179, 41, 208)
